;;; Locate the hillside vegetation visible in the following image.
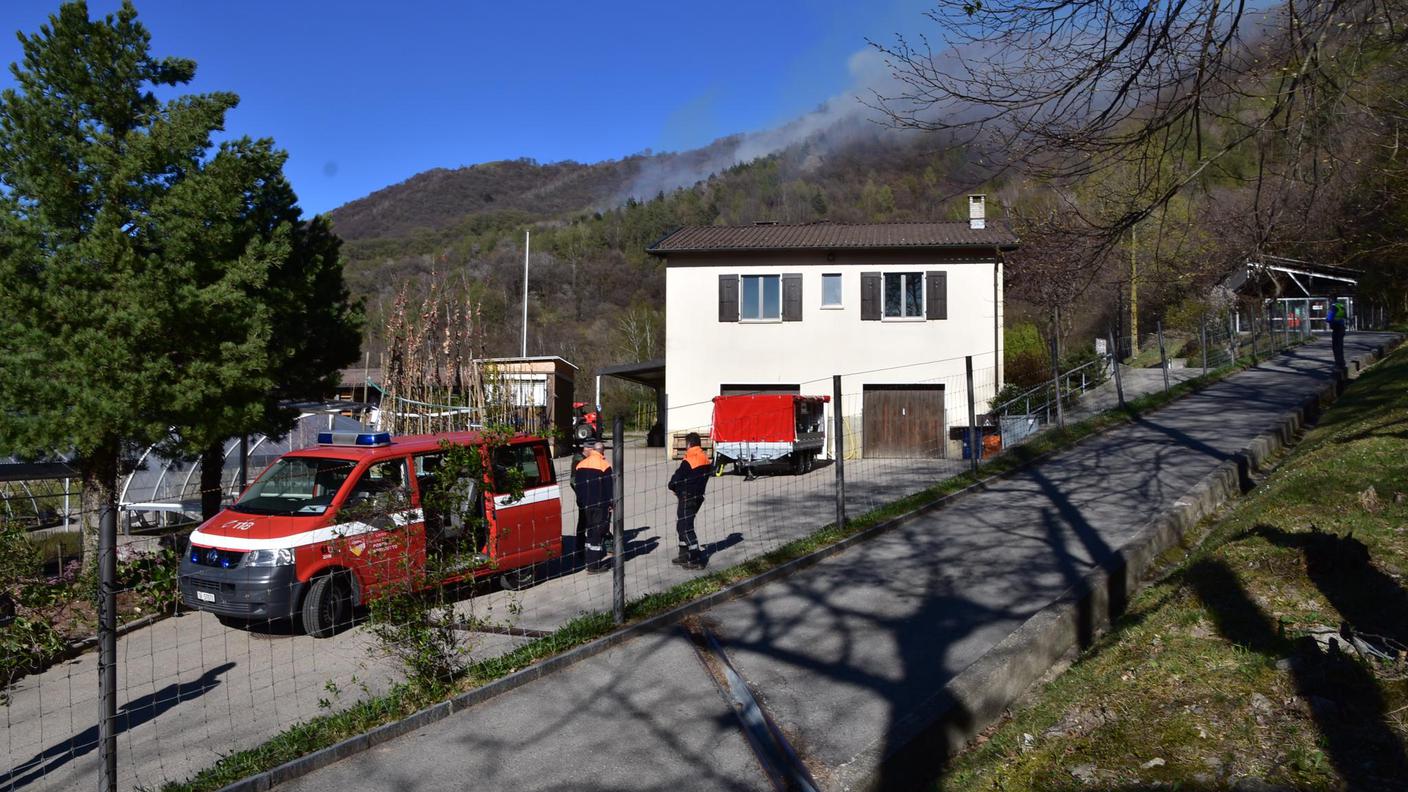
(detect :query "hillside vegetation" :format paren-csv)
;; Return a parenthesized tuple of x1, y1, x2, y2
(330, 125, 1004, 414)
(327, 0, 1408, 418)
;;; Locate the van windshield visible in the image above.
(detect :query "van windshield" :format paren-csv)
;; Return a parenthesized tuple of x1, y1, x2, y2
(231, 457, 357, 516)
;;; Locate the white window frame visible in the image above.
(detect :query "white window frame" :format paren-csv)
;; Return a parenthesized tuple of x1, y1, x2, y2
(882, 272, 925, 320)
(820, 273, 843, 309)
(740, 274, 782, 322)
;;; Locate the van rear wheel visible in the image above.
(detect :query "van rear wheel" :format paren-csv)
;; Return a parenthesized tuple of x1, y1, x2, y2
(303, 573, 352, 638)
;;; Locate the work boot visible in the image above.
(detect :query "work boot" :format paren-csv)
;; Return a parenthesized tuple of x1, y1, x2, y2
(670, 547, 689, 566)
(682, 549, 707, 570)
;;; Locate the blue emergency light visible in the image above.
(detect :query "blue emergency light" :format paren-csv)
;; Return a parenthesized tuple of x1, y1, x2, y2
(317, 431, 393, 447)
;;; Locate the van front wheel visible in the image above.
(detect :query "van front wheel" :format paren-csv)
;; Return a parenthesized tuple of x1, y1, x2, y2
(303, 574, 352, 638)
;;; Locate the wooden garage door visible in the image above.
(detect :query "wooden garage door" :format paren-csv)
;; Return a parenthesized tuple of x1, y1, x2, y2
(863, 385, 944, 458)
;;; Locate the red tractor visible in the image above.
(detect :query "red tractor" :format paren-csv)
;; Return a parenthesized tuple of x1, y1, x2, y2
(571, 402, 601, 445)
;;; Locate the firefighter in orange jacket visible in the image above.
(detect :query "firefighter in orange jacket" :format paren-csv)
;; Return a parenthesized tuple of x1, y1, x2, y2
(573, 442, 614, 574)
(668, 432, 712, 569)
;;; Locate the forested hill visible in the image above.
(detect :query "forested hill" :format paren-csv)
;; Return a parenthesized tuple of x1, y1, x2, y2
(327, 131, 795, 242)
(329, 158, 646, 241)
(328, 124, 1006, 402)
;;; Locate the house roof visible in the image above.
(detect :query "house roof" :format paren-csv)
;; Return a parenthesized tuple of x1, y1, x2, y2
(647, 222, 1019, 255)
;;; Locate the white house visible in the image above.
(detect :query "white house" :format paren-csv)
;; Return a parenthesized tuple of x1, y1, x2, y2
(648, 199, 1018, 459)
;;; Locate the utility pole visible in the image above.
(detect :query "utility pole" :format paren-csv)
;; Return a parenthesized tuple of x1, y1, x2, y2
(1129, 223, 1139, 355)
(521, 230, 530, 358)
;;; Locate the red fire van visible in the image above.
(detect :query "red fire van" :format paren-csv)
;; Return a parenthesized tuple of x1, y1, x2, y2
(179, 430, 562, 637)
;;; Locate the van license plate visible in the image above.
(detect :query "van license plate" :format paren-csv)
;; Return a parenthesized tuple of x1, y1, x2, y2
(196, 591, 215, 603)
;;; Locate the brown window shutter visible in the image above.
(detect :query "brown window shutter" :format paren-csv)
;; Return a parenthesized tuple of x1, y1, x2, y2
(718, 274, 739, 322)
(861, 273, 881, 321)
(782, 274, 803, 321)
(926, 271, 947, 320)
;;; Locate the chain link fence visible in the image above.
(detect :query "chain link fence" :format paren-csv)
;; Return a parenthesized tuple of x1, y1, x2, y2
(0, 317, 1342, 791)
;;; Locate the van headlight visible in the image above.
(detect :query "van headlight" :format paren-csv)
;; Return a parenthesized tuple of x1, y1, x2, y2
(242, 548, 296, 567)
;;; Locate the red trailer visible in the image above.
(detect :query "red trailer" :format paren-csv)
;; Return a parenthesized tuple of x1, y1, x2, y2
(711, 394, 830, 479)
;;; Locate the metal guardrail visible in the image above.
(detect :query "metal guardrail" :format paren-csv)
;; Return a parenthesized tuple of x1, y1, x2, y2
(991, 356, 1110, 419)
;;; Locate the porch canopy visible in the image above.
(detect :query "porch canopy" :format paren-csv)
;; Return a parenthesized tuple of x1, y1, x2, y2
(595, 358, 666, 446)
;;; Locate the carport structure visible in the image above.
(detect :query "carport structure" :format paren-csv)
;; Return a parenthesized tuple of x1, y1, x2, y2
(595, 358, 666, 447)
(1223, 255, 1368, 332)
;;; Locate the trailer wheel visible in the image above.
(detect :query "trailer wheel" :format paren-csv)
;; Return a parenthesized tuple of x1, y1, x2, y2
(500, 564, 537, 591)
(802, 452, 815, 474)
(792, 453, 806, 475)
(302, 573, 353, 638)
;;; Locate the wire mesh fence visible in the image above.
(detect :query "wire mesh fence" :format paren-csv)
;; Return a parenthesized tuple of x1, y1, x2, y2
(0, 318, 1344, 791)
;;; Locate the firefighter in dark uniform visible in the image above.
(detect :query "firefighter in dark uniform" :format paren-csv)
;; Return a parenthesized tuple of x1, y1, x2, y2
(668, 432, 712, 570)
(572, 442, 614, 574)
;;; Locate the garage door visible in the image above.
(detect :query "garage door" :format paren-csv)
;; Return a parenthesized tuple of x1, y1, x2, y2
(863, 385, 944, 458)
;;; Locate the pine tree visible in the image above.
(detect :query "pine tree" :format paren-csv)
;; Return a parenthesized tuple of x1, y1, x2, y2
(0, 1, 361, 564)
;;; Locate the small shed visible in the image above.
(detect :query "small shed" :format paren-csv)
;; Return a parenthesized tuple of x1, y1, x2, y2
(482, 356, 578, 457)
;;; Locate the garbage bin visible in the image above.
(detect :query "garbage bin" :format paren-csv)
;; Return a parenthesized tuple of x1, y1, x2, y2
(959, 427, 1000, 460)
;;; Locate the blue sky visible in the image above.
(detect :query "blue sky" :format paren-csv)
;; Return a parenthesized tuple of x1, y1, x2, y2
(0, 0, 936, 215)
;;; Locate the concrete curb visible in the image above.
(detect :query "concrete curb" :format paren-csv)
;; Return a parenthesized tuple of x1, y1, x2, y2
(834, 335, 1403, 791)
(215, 336, 1399, 792)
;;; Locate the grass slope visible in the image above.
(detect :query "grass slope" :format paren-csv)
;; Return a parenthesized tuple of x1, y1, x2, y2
(937, 346, 1408, 792)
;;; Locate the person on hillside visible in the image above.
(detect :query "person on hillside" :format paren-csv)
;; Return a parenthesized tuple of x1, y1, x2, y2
(572, 442, 614, 575)
(1327, 299, 1348, 372)
(667, 432, 712, 570)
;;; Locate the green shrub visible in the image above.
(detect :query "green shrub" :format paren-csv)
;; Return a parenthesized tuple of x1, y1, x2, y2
(0, 522, 69, 702)
(1005, 322, 1050, 388)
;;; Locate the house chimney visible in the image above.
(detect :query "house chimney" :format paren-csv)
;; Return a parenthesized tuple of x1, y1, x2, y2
(968, 194, 986, 230)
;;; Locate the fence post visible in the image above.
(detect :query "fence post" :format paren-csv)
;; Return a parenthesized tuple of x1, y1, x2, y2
(1200, 316, 1209, 372)
(1049, 335, 1065, 429)
(965, 356, 979, 476)
(237, 434, 248, 494)
(1107, 328, 1125, 408)
(1157, 320, 1170, 392)
(1251, 308, 1260, 363)
(832, 375, 846, 530)
(1228, 311, 1238, 364)
(611, 416, 625, 625)
(98, 502, 118, 792)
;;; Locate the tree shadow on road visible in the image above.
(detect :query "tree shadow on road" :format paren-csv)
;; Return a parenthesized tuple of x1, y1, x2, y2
(1, 661, 236, 790)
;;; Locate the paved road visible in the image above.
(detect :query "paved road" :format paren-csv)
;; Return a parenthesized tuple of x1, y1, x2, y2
(277, 334, 1398, 792)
